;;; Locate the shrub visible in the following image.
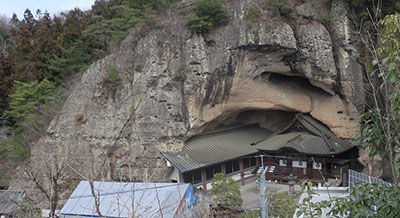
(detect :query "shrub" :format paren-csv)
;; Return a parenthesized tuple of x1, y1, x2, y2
(186, 0, 229, 33)
(268, 190, 296, 217)
(184, 66, 192, 74)
(239, 210, 259, 218)
(279, 1, 294, 18)
(268, 0, 293, 19)
(175, 65, 190, 82)
(295, 180, 400, 217)
(105, 66, 123, 97)
(210, 173, 242, 209)
(204, 36, 216, 45)
(318, 14, 330, 26)
(245, 5, 262, 22)
(129, 105, 136, 115)
(135, 64, 143, 72)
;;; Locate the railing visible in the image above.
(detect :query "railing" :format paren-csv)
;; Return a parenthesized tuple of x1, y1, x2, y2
(348, 169, 392, 188)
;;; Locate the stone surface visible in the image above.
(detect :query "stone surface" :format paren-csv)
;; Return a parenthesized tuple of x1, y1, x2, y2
(330, 0, 365, 113)
(295, 22, 338, 94)
(295, 2, 320, 19)
(12, 0, 365, 200)
(330, 0, 370, 177)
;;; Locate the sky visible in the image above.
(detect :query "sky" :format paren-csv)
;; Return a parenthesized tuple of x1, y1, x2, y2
(0, 0, 97, 18)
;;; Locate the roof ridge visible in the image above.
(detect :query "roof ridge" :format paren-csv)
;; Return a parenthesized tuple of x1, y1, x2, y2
(296, 114, 356, 153)
(251, 116, 297, 145)
(296, 114, 339, 152)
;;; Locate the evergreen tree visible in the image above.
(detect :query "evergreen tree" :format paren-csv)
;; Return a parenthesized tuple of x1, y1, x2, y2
(0, 53, 15, 112)
(32, 11, 62, 80)
(58, 8, 88, 48)
(14, 9, 38, 82)
(48, 42, 90, 79)
(210, 173, 243, 209)
(186, 0, 229, 33)
(5, 79, 56, 130)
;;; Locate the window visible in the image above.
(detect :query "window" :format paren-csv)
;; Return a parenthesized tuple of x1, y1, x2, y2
(243, 156, 257, 169)
(250, 157, 256, 166)
(183, 170, 202, 184)
(233, 160, 240, 172)
(293, 161, 307, 168)
(279, 159, 287, 167)
(313, 162, 322, 170)
(206, 164, 222, 180)
(225, 159, 240, 174)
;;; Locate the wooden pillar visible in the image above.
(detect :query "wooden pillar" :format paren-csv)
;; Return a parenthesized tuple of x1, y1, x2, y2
(201, 168, 207, 191)
(342, 164, 349, 186)
(322, 159, 328, 180)
(256, 156, 261, 167)
(221, 163, 226, 175)
(179, 172, 184, 183)
(307, 157, 312, 180)
(239, 158, 245, 186)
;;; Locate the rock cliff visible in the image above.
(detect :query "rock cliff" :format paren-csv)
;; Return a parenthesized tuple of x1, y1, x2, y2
(18, 0, 366, 187)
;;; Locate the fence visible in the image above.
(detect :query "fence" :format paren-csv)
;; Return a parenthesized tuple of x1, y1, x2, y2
(348, 169, 392, 189)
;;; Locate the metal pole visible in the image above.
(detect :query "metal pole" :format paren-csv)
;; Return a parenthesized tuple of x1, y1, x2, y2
(260, 155, 268, 218)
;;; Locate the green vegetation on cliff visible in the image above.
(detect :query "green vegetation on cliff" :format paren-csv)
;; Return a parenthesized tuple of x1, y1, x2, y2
(186, 0, 229, 33)
(348, 0, 400, 21)
(105, 66, 123, 97)
(297, 12, 400, 218)
(0, 0, 177, 185)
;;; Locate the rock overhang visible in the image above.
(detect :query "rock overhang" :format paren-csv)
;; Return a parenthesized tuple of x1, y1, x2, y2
(27, 0, 364, 184)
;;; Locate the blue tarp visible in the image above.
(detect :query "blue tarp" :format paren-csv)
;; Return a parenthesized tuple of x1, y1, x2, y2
(185, 184, 196, 208)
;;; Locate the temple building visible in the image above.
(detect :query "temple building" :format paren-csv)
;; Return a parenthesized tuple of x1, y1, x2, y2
(162, 114, 360, 191)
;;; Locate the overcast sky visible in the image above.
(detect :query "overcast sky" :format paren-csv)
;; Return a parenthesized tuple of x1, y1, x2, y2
(0, 0, 96, 18)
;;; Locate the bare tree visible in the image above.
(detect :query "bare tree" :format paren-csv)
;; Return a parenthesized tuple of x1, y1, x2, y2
(16, 83, 77, 217)
(24, 141, 71, 217)
(64, 147, 184, 218)
(21, 46, 175, 217)
(66, 144, 109, 217)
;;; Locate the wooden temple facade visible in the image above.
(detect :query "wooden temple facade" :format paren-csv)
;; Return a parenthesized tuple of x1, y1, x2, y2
(162, 114, 359, 191)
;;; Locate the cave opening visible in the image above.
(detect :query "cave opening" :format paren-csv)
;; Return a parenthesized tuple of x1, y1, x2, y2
(258, 71, 333, 98)
(210, 110, 296, 132)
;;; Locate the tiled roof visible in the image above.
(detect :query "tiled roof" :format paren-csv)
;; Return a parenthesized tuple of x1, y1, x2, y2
(255, 132, 350, 155)
(163, 125, 273, 172)
(296, 114, 354, 153)
(163, 114, 355, 172)
(296, 114, 334, 138)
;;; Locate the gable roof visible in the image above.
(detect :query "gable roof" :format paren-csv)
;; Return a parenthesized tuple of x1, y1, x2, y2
(162, 125, 273, 173)
(255, 132, 351, 155)
(60, 181, 190, 218)
(296, 114, 333, 137)
(255, 114, 354, 155)
(163, 114, 355, 173)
